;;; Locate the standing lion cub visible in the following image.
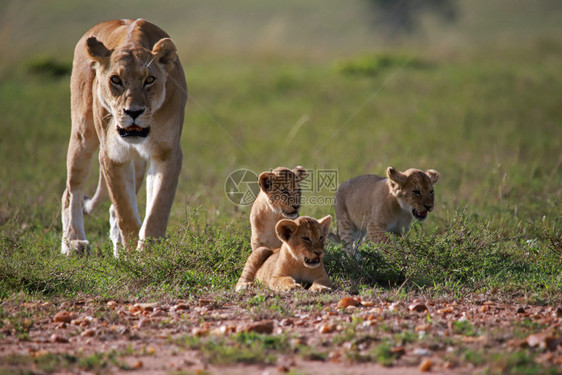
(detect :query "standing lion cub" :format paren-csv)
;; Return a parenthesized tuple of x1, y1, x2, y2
(236, 215, 333, 292)
(60, 19, 187, 257)
(334, 167, 439, 251)
(250, 166, 307, 251)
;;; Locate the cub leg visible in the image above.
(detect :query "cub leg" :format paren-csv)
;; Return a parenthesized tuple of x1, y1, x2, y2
(61, 116, 99, 256)
(366, 223, 390, 244)
(236, 247, 274, 291)
(337, 217, 359, 253)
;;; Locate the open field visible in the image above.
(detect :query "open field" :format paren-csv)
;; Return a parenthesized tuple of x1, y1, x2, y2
(1, 0, 561, 373)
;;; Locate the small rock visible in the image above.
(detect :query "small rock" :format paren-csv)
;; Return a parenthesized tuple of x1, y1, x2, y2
(319, 324, 337, 334)
(240, 320, 274, 334)
(107, 301, 118, 310)
(80, 329, 96, 337)
(516, 307, 526, 314)
(53, 311, 74, 323)
(338, 297, 360, 309)
(526, 333, 557, 351)
(50, 334, 69, 343)
(419, 358, 432, 372)
(409, 302, 428, 313)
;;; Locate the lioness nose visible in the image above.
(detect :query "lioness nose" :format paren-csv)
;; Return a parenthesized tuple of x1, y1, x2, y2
(292, 205, 300, 210)
(424, 204, 432, 211)
(124, 108, 145, 119)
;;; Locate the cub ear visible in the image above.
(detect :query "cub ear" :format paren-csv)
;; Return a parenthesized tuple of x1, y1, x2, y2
(86, 37, 112, 64)
(152, 38, 177, 72)
(258, 172, 275, 193)
(293, 166, 308, 182)
(425, 169, 440, 185)
(318, 215, 332, 237)
(386, 167, 407, 187)
(276, 219, 298, 243)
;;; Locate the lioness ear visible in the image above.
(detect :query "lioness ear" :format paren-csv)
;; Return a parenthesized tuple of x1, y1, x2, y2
(152, 38, 177, 72)
(425, 169, 440, 185)
(276, 220, 298, 243)
(386, 167, 407, 187)
(258, 172, 275, 193)
(293, 166, 308, 182)
(318, 215, 332, 237)
(86, 37, 112, 64)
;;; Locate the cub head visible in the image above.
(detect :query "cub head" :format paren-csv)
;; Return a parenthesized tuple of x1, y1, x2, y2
(276, 215, 332, 268)
(386, 167, 440, 221)
(86, 35, 178, 143)
(258, 166, 307, 219)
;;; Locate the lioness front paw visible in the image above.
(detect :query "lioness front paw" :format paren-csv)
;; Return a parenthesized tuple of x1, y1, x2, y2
(62, 240, 91, 256)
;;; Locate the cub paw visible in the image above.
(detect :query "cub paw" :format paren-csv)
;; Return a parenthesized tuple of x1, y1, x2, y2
(309, 284, 333, 293)
(235, 281, 253, 292)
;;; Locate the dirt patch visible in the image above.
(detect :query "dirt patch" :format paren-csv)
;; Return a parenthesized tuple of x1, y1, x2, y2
(1, 293, 561, 374)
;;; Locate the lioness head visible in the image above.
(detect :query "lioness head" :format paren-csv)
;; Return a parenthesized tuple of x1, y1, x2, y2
(276, 215, 332, 268)
(86, 35, 178, 143)
(258, 166, 307, 219)
(386, 167, 440, 221)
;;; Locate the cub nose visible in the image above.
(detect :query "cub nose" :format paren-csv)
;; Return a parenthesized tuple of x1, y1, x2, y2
(424, 204, 433, 211)
(124, 108, 145, 120)
(314, 251, 322, 256)
(292, 205, 300, 210)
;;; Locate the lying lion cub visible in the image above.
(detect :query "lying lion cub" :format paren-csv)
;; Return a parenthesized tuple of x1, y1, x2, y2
(334, 167, 439, 251)
(250, 166, 307, 251)
(236, 215, 333, 292)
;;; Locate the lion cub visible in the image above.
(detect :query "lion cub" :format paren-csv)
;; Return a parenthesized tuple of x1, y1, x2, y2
(236, 215, 333, 292)
(334, 167, 439, 250)
(250, 166, 307, 251)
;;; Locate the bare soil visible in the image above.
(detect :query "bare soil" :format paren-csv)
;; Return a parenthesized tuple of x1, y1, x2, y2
(1, 293, 561, 374)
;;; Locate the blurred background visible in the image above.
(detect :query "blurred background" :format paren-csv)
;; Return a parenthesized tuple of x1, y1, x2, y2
(1, 0, 561, 63)
(0, 0, 560, 237)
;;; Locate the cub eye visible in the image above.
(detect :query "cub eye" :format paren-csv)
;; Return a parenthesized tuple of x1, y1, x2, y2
(302, 236, 311, 242)
(281, 189, 290, 196)
(413, 190, 421, 196)
(110, 75, 122, 85)
(319, 235, 324, 241)
(144, 76, 155, 86)
(430, 190, 435, 196)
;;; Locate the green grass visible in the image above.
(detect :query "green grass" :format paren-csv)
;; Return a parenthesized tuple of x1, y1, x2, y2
(0, 1, 561, 306)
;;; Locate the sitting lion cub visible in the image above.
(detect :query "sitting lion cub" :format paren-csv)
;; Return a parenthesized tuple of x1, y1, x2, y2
(334, 167, 439, 250)
(250, 166, 307, 251)
(236, 215, 333, 292)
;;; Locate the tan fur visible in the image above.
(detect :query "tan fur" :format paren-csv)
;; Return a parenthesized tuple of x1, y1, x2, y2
(250, 166, 307, 251)
(334, 167, 439, 251)
(236, 216, 333, 292)
(61, 19, 187, 257)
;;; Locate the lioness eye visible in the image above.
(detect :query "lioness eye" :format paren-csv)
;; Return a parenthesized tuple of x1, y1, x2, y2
(430, 190, 434, 196)
(413, 190, 421, 196)
(110, 75, 122, 85)
(281, 189, 290, 196)
(144, 76, 155, 85)
(302, 236, 311, 242)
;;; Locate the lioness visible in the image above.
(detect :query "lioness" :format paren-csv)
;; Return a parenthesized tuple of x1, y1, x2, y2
(334, 167, 439, 251)
(250, 166, 307, 251)
(236, 215, 333, 292)
(61, 19, 187, 257)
